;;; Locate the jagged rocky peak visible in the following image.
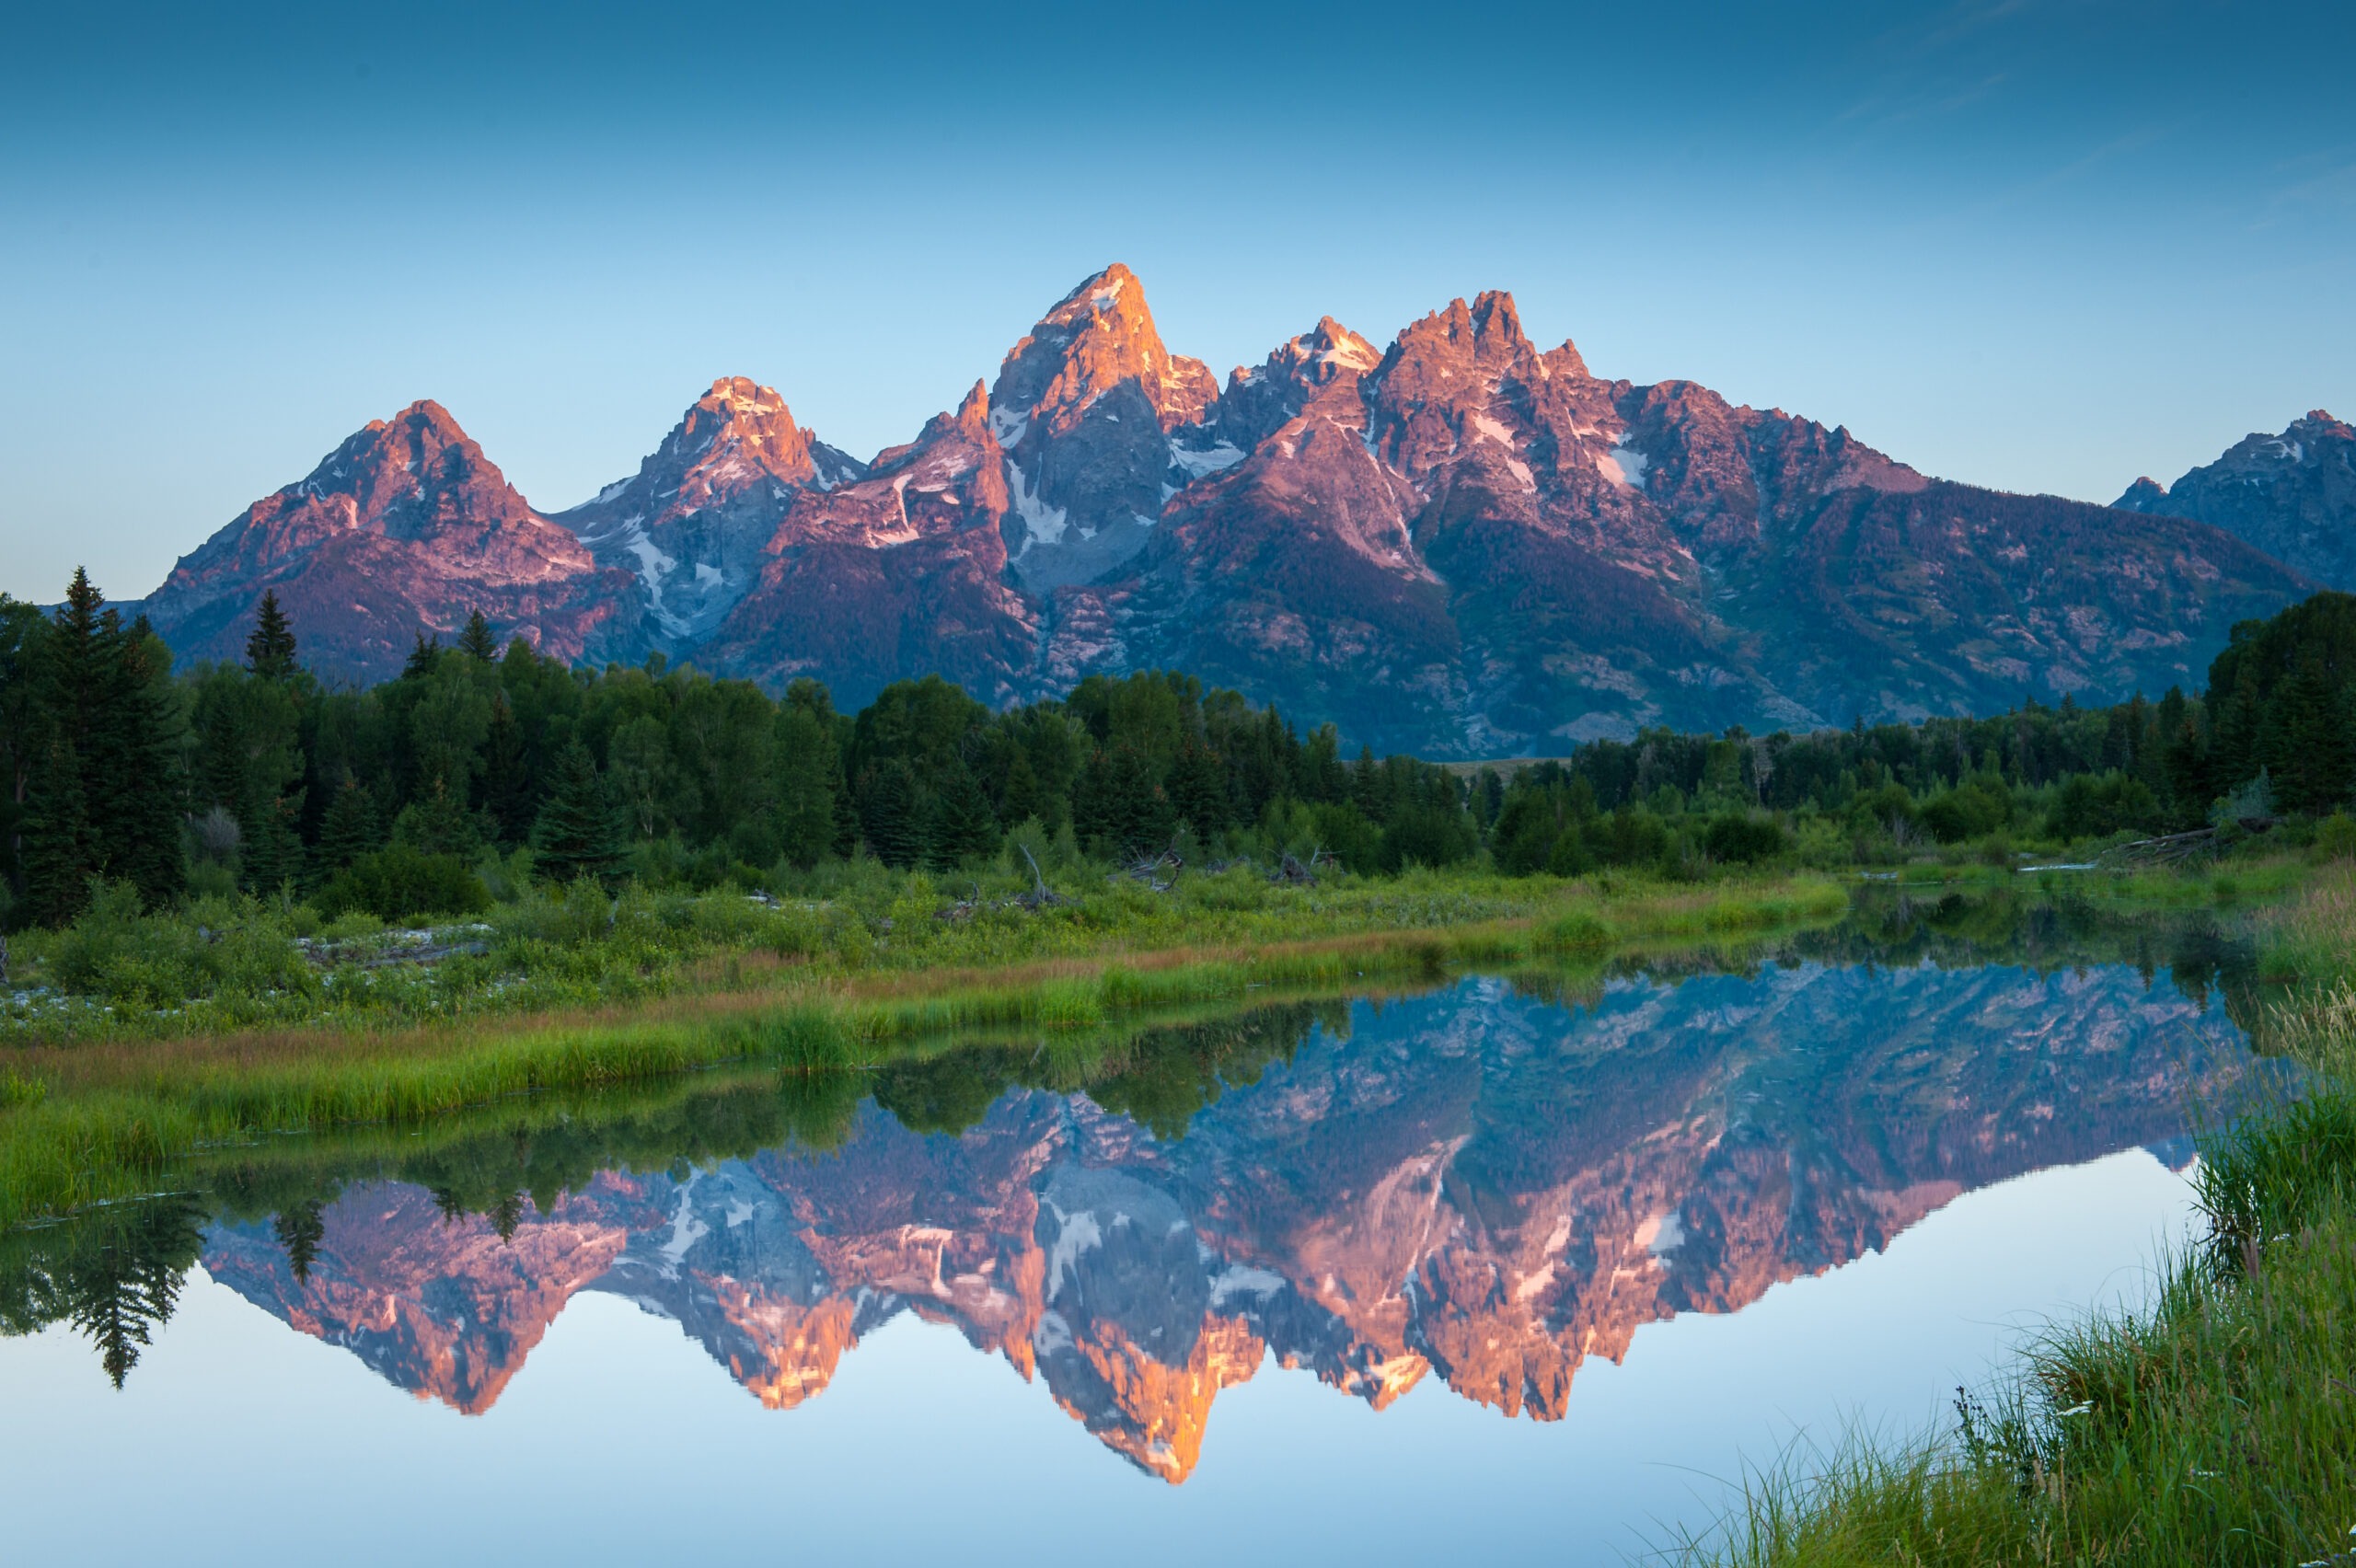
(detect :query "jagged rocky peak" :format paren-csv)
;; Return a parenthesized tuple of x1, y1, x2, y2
(988, 262, 1218, 442)
(559, 375, 870, 650)
(2112, 408, 2356, 591)
(1380, 290, 1544, 379)
(1361, 290, 1570, 482)
(297, 398, 540, 537)
(1215, 316, 1384, 454)
(133, 398, 627, 684)
(988, 267, 1224, 592)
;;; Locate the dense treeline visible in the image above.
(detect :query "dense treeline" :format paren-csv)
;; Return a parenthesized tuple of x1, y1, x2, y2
(0, 576, 1475, 928)
(2, 574, 2351, 929)
(1481, 592, 2356, 875)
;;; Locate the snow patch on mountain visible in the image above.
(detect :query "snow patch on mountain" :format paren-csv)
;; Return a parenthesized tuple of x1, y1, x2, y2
(1006, 459, 1069, 550)
(1168, 440, 1245, 479)
(1597, 444, 1650, 490)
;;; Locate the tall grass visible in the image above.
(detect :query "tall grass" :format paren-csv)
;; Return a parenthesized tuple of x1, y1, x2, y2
(1676, 858, 2356, 1566)
(9, 889, 1777, 1228)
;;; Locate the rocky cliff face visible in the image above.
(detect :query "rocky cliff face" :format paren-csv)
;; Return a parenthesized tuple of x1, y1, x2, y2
(2115, 409, 2353, 592)
(690, 383, 1042, 709)
(554, 377, 866, 648)
(130, 271, 2317, 745)
(134, 401, 643, 682)
(202, 959, 2249, 1478)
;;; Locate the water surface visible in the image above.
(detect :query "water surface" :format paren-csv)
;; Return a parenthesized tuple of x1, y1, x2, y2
(0, 902, 2285, 1564)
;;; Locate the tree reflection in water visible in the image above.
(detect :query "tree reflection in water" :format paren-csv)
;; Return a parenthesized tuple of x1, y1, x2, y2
(0, 890, 2287, 1441)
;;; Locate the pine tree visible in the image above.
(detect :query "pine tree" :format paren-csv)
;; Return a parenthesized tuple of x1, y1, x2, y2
(1167, 738, 1230, 837)
(64, 1195, 202, 1390)
(774, 705, 839, 869)
(858, 759, 925, 869)
(312, 777, 381, 879)
(21, 735, 95, 925)
(830, 770, 862, 859)
(1077, 744, 1175, 859)
(97, 619, 185, 905)
(531, 742, 627, 882)
(245, 591, 297, 678)
(924, 762, 1001, 870)
(191, 666, 306, 896)
(456, 610, 499, 663)
(393, 777, 483, 859)
(402, 632, 442, 679)
(479, 691, 533, 846)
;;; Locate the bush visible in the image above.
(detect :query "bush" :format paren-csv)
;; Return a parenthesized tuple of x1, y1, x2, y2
(2315, 813, 2356, 862)
(317, 846, 492, 924)
(2046, 770, 2162, 842)
(48, 882, 313, 1005)
(1532, 909, 1612, 952)
(1703, 813, 1788, 865)
(1919, 778, 2013, 844)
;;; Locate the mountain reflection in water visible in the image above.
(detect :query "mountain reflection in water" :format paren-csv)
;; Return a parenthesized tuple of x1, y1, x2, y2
(148, 955, 2260, 1482)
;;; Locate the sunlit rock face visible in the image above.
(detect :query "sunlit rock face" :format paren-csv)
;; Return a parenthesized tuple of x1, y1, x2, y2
(989, 262, 1222, 594)
(127, 268, 2309, 750)
(134, 400, 644, 684)
(556, 377, 868, 650)
(203, 959, 2251, 1477)
(690, 383, 1041, 710)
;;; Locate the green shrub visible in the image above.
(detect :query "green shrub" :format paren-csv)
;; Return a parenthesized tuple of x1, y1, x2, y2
(317, 846, 492, 924)
(1533, 909, 1612, 952)
(2316, 812, 2356, 861)
(2045, 770, 2163, 841)
(47, 882, 313, 1005)
(1703, 814, 1787, 865)
(1919, 778, 2013, 844)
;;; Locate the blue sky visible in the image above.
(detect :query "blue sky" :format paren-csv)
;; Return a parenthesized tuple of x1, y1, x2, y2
(3, 1, 2350, 602)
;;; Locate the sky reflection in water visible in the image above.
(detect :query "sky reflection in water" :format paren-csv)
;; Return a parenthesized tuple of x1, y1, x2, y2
(0, 936, 2283, 1565)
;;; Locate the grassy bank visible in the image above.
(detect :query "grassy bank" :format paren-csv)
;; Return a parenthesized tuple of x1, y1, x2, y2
(0, 852, 2321, 1237)
(2, 860, 1866, 1044)
(1682, 863, 2356, 1567)
(0, 870, 1858, 1228)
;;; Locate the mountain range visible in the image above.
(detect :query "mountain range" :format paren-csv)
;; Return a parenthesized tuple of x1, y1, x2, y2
(124, 266, 2341, 755)
(199, 961, 2253, 1480)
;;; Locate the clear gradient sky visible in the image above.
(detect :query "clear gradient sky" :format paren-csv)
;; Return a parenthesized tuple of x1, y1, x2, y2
(3, 1, 2351, 603)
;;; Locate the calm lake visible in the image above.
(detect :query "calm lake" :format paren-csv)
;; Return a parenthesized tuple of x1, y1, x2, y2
(0, 895, 2290, 1565)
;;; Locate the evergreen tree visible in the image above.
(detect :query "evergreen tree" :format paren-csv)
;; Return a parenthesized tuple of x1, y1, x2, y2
(859, 759, 926, 870)
(1076, 744, 1175, 859)
(191, 667, 306, 895)
(97, 620, 185, 905)
(21, 736, 95, 926)
(924, 762, 1000, 870)
(531, 742, 627, 882)
(998, 748, 1045, 829)
(456, 609, 499, 663)
(63, 1196, 202, 1390)
(245, 591, 297, 678)
(479, 691, 534, 846)
(393, 777, 484, 859)
(402, 632, 442, 679)
(831, 769, 862, 859)
(311, 777, 382, 879)
(0, 596, 47, 905)
(774, 704, 840, 869)
(1166, 738, 1230, 838)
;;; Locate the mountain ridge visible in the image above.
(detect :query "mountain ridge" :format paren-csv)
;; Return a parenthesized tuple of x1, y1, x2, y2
(122, 266, 2317, 754)
(2113, 408, 2354, 594)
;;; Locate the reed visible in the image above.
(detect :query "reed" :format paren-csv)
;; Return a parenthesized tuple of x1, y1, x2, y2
(1675, 857, 2356, 1566)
